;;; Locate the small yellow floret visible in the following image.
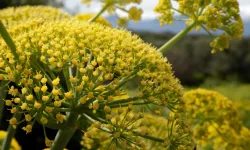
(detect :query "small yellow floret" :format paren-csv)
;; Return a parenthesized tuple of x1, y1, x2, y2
(26, 94, 33, 101)
(65, 91, 73, 99)
(52, 77, 60, 86)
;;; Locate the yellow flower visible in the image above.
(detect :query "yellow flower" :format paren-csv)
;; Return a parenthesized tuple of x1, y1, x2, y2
(0, 130, 21, 150)
(154, 0, 174, 25)
(52, 77, 60, 86)
(128, 7, 143, 22)
(22, 125, 33, 134)
(56, 113, 65, 124)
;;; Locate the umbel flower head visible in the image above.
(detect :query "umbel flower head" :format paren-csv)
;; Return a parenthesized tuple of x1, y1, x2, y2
(0, 6, 71, 28)
(183, 89, 250, 150)
(81, 111, 194, 150)
(0, 15, 188, 148)
(154, 0, 244, 53)
(75, 13, 112, 27)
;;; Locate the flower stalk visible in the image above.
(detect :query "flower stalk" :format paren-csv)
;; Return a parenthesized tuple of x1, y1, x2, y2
(50, 111, 79, 150)
(0, 20, 18, 60)
(1, 113, 21, 150)
(0, 81, 8, 125)
(88, 4, 110, 23)
(157, 21, 197, 54)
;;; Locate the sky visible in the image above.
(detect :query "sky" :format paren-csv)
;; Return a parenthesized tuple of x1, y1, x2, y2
(64, 0, 250, 21)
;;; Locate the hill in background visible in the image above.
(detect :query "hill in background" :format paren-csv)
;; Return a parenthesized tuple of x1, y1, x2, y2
(107, 16, 250, 37)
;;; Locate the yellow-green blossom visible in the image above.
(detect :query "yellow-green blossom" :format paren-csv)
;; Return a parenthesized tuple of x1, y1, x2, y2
(183, 89, 250, 149)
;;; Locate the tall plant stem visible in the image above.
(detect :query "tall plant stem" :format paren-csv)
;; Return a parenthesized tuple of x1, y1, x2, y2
(1, 114, 21, 150)
(88, 4, 110, 23)
(0, 20, 17, 60)
(157, 22, 197, 54)
(0, 81, 8, 125)
(50, 111, 79, 150)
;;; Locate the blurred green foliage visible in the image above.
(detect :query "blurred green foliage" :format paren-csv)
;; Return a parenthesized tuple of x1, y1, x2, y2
(199, 79, 250, 100)
(136, 32, 250, 85)
(234, 99, 250, 129)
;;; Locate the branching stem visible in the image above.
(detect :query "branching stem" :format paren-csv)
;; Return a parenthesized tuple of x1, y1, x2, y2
(157, 21, 197, 53)
(88, 4, 110, 23)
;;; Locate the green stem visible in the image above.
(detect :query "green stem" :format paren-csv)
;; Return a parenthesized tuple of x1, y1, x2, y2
(133, 132, 165, 143)
(0, 20, 18, 60)
(1, 113, 21, 150)
(88, 4, 110, 23)
(115, 5, 128, 13)
(157, 21, 197, 54)
(0, 81, 8, 125)
(50, 111, 79, 150)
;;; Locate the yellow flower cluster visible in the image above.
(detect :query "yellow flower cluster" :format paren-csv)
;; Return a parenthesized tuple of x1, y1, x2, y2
(81, 106, 146, 149)
(183, 89, 250, 150)
(0, 130, 21, 150)
(128, 7, 143, 23)
(0, 6, 71, 28)
(154, 0, 174, 25)
(154, 0, 244, 53)
(81, 0, 143, 25)
(81, 110, 194, 150)
(139, 113, 194, 150)
(0, 7, 183, 145)
(75, 13, 112, 27)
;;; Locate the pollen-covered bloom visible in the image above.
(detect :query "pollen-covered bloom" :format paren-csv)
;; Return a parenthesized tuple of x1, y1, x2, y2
(183, 89, 250, 150)
(1, 11, 189, 148)
(75, 13, 112, 27)
(0, 6, 71, 28)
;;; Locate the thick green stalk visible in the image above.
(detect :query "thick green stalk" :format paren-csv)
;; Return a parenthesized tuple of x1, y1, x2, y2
(0, 20, 17, 60)
(157, 22, 197, 54)
(1, 125, 16, 150)
(0, 81, 8, 125)
(88, 4, 110, 23)
(50, 111, 79, 150)
(1, 114, 21, 150)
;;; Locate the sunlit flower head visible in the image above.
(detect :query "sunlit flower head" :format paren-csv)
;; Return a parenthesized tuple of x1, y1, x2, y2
(1, 18, 183, 147)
